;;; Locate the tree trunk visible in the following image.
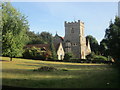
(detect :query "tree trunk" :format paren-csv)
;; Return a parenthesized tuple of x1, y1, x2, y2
(10, 57, 12, 61)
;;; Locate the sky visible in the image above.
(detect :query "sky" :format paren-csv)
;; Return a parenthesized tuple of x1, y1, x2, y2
(11, 2, 118, 43)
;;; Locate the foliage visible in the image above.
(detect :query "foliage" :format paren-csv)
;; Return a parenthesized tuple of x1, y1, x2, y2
(0, 4, 2, 56)
(86, 52, 109, 63)
(27, 31, 53, 45)
(34, 66, 58, 72)
(86, 35, 99, 54)
(92, 55, 108, 63)
(99, 39, 109, 56)
(40, 32, 53, 44)
(69, 58, 81, 63)
(104, 16, 120, 63)
(86, 52, 96, 60)
(49, 37, 57, 60)
(34, 66, 68, 72)
(2, 2, 29, 61)
(26, 31, 44, 44)
(23, 47, 51, 60)
(63, 53, 74, 61)
(26, 31, 57, 60)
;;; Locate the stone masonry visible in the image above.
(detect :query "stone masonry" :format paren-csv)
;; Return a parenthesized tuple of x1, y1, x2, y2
(64, 20, 91, 59)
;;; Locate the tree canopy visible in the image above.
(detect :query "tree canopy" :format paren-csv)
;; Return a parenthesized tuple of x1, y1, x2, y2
(86, 35, 99, 54)
(2, 2, 29, 61)
(26, 31, 53, 45)
(26, 31, 44, 44)
(99, 39, 109, 57)
(40, 32, 53, 44)
(104, 16, 120, 63)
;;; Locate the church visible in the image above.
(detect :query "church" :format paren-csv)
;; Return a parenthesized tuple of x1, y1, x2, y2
(53, 20, 91, 60)
(25, 20, 91, 60)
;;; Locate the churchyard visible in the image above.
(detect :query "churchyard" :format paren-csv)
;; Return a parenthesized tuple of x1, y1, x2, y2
(2, 57, 120, 88)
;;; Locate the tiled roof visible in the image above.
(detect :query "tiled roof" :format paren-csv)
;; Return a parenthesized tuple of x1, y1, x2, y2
(54, 43, 60, 52)
(54, 33, 64, 41)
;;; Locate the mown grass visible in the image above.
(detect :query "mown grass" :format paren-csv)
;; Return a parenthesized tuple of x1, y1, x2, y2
(1, 57, 120, 88)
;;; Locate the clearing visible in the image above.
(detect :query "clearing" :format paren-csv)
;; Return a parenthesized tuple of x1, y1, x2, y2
(1, 57, 120, 88)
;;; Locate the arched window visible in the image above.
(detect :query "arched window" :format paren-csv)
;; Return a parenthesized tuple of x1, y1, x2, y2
(65, 41, 71, 52)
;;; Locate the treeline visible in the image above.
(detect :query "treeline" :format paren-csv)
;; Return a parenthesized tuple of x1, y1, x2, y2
(24, 31, 57, 60)
(83, 17, 120, 64)
(26, 31, 53, 45)
(2, 2, 57, 61)
(2, 2, 120, 65)
(63, 18, 120, 64)
(102, 17, 120, 64)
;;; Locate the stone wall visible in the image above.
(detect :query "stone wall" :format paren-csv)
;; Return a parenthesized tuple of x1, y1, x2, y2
(53, 20, 91, 59)
(57, 43, 65, 60)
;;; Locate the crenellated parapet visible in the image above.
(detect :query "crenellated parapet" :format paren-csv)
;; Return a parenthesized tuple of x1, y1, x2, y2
(64, 20, 84, 27)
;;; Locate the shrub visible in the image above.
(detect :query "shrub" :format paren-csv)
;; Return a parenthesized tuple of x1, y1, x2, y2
(34, 66, 58, 71)
(61, 68, 68, 71)
(33, 66, 68, 72)
(92, 55, 108, 63)
(23, 47, 51, 60)
(70, 58, 81, 63)
(86, 52, 95, 60)
(86, 52, 108, 63)
(63, 53, 74, 61)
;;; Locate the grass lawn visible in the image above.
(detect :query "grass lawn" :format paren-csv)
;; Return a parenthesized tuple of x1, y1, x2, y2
(1, 57, 120, 88)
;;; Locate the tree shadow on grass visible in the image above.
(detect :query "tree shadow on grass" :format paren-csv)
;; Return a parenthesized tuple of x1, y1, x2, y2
(2, 75, 120, 89)
(2, 66, 120, 88)
(0, 60, 9, 62)
(2, 68, 33, 74)
(14, 63, 112, 71)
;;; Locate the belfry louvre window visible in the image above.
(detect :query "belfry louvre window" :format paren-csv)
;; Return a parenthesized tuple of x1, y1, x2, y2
(72, 43, 77, 46)
(71, 28, 74, 33)
(66, 42, 71, 47)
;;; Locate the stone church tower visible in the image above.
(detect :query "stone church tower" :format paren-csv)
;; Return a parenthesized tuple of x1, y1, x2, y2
(64, 20, 91, 59)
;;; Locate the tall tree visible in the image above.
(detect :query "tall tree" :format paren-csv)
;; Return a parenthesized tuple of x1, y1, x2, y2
(86, 35, 99, 54)
(26, 31, 44, 44)
(104, 16, 120, 63)
(0, 3, 2, 56)
(40, 32, 53, 44)
(2, 2, 29, 61)
(49, 35, 57, 60)
(99, 39, 109, 56)
(26, 31, 53, 45)
(26, 30, 57, 60)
